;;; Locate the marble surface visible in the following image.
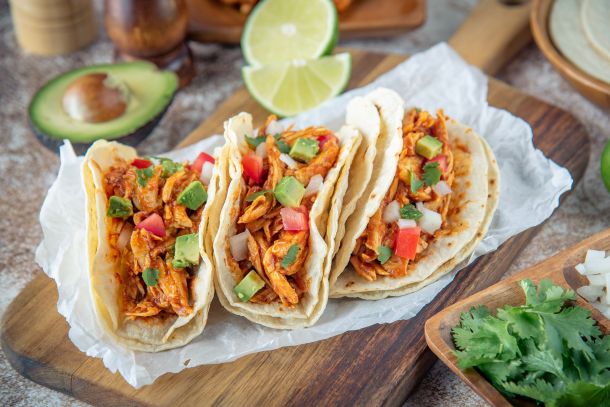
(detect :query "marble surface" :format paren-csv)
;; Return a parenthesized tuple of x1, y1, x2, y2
(1, 0, 609, 405)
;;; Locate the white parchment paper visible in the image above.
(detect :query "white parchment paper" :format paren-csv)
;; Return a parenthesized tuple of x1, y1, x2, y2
(35, 43, 573, 388)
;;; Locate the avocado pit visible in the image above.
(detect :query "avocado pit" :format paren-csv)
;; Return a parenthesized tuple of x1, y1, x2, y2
(62, 73, 129, 123)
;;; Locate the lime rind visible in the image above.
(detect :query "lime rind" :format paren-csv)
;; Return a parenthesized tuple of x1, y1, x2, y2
(241, 0, 338, 67)
(602, 139, 610, 193)
(243, 53, 351, 117)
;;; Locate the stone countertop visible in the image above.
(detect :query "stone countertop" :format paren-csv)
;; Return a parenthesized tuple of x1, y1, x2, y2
(1, 0, 609, 405)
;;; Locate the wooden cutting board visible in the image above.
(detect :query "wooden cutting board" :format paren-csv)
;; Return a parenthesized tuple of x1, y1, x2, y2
(186, 0, 426, 44)
(1, 48, 589, 406)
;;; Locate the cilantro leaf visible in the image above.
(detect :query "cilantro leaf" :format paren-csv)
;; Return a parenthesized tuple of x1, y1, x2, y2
(246, 135, 267, 148)
(245, 190, 273, 202)
(422, 161, 441, 186)
(160, 159, 184, 177)
(501, 379, 557, 404)
(553, 381, 610, 407)
(377, 245, 392, 264)
(281, 244, 300, 269)
(410, 171, 424, 193)
(136, 167, 153, 187)
(142, 267, 159, 287)
(276, 139, 290, 154)
(400, 204, 423, 220)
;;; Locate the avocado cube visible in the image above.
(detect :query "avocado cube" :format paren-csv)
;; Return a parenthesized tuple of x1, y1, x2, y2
(415, 135, 443, 159)
(172, 233, 200, 269)
(274, 176, 305, 207)
(234, 270, 265, 302)
(107, 196, 133, 217)
(289, 138, 319, 162)
(177, 181, 207, 210)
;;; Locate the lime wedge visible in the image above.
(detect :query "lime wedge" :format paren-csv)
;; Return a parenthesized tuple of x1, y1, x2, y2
(243, 53, 351, 117)
(241, 0, 338, 67)
(602, 139, 610, 193)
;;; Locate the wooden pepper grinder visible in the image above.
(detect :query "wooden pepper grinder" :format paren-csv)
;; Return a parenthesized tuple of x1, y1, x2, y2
(104, 0, 194, 88)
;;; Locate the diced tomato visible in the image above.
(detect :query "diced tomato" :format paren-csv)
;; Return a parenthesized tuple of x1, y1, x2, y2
(135, 213, 166, 237)
(428, 154, 448, 173)
(394, 227, 421, 260)
(280, 206, 309, 231)
(242, 153, 264, 184)
(191, 152, 215, 173)
(317, 134, 334, 149)
(131, 158, 152, 169)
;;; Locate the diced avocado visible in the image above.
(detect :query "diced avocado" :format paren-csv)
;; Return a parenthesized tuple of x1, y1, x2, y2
(28, 61, 178, 154)
(415, 135, 443, 159)
(177, 181, 207, 210)
(289, 138, 319, 162)
(274, 176, 305, 207)
(172, 233, 200, 268)
(234, 270, 265, 302)
(107, 195, 133, 217)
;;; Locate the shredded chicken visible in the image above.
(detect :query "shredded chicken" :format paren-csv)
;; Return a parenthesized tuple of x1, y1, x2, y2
(229, 118, 340, 306)
(351, 109, 456, 281)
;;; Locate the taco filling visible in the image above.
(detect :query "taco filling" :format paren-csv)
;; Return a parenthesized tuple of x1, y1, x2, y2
(351, 108, 459, 281)
(227, 116, 340, 306)
(102, 152, 215, 319)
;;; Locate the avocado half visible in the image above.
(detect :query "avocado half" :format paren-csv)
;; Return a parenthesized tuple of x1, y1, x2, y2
(29, 61, 178, 154)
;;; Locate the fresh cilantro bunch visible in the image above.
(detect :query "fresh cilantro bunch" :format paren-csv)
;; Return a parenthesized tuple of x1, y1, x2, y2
(452, 279, 610, 406)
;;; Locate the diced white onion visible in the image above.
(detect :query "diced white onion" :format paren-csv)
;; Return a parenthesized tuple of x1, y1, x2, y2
(199, 161, 214, 185)
(117, 223, 134, 251)
(585, 249, 605, 263)
(583, 257, 610, 275)
(433, 180, 452, 196)
(255, 142, 268, 159)
(229, 229, 251, 262)
(280, 153, 298, 169)
(266, 120, 284, 135)
(417, 203, 442, 235)
(575, 263, 587, 275)
(577, 285, 603, 302)
(605, 274, 610, 305)
(587, 274, 606, 286)
(382, 200, 401, 224)
(304, 174, 323, 197)
(397, 219, 417, 229)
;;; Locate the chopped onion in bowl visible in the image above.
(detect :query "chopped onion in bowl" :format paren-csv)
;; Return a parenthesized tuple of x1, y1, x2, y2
(573, 249, 610, 315)
(266, 120, 284, 135)
(279, 153, 297, 169)
(588, 274, 606, 286)
(255, 142, 268, 159)
(200, 161, 214, 185)
(229, 229, 251, 262)
(383, 200, 401, 224)
(584, 257, 610, 275)
(415, 202, 442, 234)
(117, 223, 134, 251)
(577, 285, 603, 302)
(397, 219, 417, 229)
(304, 174, 323, 197)
(433, 180, 452, 196)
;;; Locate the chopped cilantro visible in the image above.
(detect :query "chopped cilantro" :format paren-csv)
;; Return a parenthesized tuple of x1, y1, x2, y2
(410, 171, 424, 193)
(377, 245, 392, 264)
(400, 204, 423, 220)
(142, 268, 159, 287)
(423, 161, 441, 186)
(452, 279, 610, 406)
(245, 190, 273, 202)
(246, 135, 267, 149)
(136, 167, 153, 187)
(160, 159, 183, 177)
(280, 244, 300, 269)
(276, 140, 290, 154)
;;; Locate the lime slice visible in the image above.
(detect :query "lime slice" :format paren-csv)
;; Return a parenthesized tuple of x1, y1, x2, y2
(601, 139, 610, 193)
(243, 53, 351, 117)
(241, 0, 338, 67)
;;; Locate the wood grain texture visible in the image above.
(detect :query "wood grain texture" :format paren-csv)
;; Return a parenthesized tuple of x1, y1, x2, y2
(1, 49, 590, 406)
(426, 227, 610, 407)
(531, 0, 610, 109)
(186, 0, 426, 44)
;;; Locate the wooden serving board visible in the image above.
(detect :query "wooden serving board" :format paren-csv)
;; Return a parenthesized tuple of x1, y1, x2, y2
(1, 49, 589, 406)
(186, 0, 426, 44)
(425, 228, 610, 407)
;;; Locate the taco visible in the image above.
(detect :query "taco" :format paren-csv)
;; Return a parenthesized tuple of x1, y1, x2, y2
(82, 140, 223, 351)
(213, 111, 369, 328)
(330, 88, 500, 299)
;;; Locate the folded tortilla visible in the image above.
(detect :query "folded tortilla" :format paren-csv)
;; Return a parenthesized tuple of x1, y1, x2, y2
(330, 88, 500, 299)
(83, 140, 221, 351)
(213, 111, 371, 328)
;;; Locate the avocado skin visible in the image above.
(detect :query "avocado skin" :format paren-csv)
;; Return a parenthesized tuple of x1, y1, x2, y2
(30, 100, 171, 155)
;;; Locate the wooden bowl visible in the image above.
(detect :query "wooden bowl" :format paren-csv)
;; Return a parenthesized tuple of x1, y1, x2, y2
(531, 0, 610, 108)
